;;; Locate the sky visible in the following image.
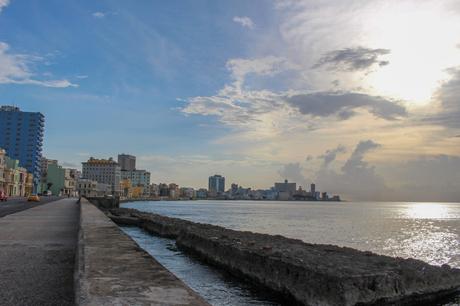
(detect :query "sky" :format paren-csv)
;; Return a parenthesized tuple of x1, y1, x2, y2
(0, 0, 459, 201)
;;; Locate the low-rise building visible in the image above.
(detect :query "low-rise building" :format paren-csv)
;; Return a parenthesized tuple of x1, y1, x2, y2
(196, 188, 208, 199)
(77, 178, 111, 197)
(4, 157, 28, 197)
(0, 148, 6, 193)
(180, 187, 195, 199)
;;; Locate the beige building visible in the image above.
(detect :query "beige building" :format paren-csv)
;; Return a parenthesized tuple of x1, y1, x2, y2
(77, 179, 111, 197)
(82, 157, 121, 195)
(4, 157, 28, 197)
(0, 149, 5, 193)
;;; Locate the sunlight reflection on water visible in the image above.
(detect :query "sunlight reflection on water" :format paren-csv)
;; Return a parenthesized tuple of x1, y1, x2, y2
(123, 200, 460, 268)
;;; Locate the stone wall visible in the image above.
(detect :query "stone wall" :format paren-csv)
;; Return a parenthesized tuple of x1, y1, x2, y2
(83, 196, 119, 209)
(108, 208, 460, 306)
(75, 199, 209, 305)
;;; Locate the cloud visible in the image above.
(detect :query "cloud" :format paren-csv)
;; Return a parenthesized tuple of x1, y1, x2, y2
(226, 56, 295, 86)
(319, 145, 346, 167)
(379, 155, 460, 202)
(0, 0, 9, 13)
(426, 67, 460, 128)
(0, 42, 77, 88)
(233, 16, 254, 29)
(92, 12, 106, 18)
(286, 91, 407, 120)
(278, 163, 308, 187)
(313, 47, 390, 71)
(61, 161, 78, 168)
(315, 140, 388, 200)
(182, 56, 294, 126)
(342, 140, 381, 173)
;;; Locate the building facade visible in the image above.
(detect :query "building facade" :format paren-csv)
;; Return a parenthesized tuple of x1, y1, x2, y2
(0, 149, 5, 193)
(274, 179, 297, 200)
(77, 178, 111, 197)
(120, 169, 150, 188)
(4, 157, 28, 196)
(118, 154, 136, 171)
(0, 106, 44, 192)
(208, 174, 225, 196)
(82, 157, 121, 195)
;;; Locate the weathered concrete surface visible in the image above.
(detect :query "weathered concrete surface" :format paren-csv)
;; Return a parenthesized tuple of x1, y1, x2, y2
(109, 208, 460, 306)
(0, 198, 79, 306)
(76, 198, 209, 306)
(0, 195, 64, 218)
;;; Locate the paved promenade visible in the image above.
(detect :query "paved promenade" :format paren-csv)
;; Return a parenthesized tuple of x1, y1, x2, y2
(0, 196, 63, 218)
(0, 198, 79, 305)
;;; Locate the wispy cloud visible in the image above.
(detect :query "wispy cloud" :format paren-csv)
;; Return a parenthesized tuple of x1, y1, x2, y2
(0, 0, 9, 13)
(233, 16, 254, 29)
(0, 42, 77, 88)
(92, 12, 106, 18)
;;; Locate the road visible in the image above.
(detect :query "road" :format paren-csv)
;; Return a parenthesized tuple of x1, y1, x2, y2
(0, 196, 63, 218)
(0, 198, 79, 305)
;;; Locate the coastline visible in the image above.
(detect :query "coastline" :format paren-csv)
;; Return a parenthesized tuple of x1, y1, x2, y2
(107, 207, 460, 306)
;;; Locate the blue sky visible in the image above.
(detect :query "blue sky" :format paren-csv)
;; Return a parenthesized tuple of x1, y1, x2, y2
(1, 0, 460, 201)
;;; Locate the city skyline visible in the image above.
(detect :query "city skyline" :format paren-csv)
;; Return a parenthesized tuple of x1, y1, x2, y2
(1, 1, 460, 201)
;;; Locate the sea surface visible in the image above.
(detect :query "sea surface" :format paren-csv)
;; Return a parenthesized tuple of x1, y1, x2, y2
(121, 200, 460, 305)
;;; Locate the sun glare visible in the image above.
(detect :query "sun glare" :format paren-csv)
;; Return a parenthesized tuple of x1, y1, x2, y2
(404, 203, 450, 219)
(364, 2, 460, 105)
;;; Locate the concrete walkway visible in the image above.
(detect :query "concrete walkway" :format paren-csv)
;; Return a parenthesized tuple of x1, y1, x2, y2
(76, 199, 209, 305)
(0, 198, 79, 305)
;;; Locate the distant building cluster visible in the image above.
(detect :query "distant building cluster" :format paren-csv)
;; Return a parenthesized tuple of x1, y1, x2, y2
(79, 154, 152, 199)
(0, 105, 341, 201)
(205, 178, 341, 201)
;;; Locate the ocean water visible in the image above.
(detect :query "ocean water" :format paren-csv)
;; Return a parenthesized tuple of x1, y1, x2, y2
(121, 200, 460, 305)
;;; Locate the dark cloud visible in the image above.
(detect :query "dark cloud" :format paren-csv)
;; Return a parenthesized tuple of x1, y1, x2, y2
(319, 145, 346, 167)
(427, 68, 460, 128)
(315, 140, 388, 201)
(285, 91, 407, 120)
(313, 47, 390, 71)
(379, 155, 460, 202)
(342, 140, 380, 173)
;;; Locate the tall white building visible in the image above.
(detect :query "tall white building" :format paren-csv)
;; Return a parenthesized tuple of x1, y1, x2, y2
(82, 157, 121, 195)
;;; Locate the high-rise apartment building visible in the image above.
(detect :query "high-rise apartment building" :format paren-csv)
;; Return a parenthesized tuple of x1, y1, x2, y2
(208, 174, 225, 195)
(82, 157, 121, 194)
(118, 154, 136, 171)
(0, 106, 44, 192)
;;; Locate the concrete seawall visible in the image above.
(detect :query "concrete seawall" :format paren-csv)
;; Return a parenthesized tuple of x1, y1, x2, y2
(75, 199, 209, 305)
(108, 207, 460, 306)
